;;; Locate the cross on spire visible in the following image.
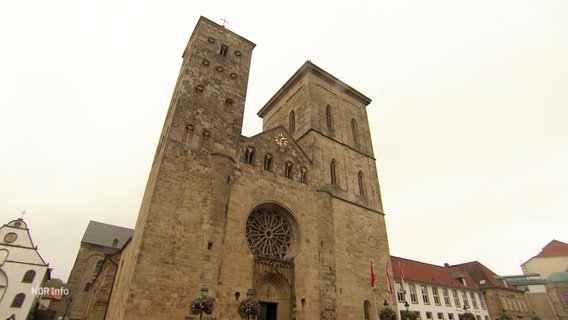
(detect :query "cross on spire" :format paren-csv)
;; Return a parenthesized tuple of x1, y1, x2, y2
(20, 209, 27, 219)
(220, 16, 229, 27)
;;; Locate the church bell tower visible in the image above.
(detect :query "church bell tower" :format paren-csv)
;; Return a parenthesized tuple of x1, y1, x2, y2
(105, 16, 256, 320)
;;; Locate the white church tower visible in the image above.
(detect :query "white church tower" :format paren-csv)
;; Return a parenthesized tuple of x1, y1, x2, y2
(0, 218, 50, 319)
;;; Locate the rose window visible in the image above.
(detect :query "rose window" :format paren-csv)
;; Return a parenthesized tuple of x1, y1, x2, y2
(246, 208, 291, 259)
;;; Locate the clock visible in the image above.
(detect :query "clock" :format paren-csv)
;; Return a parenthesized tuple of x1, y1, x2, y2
(274, 132, 288, 147)
(4, 232, 17, 243)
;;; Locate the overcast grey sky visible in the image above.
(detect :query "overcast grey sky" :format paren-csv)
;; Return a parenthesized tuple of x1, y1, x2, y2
(1, 1, 567, 281)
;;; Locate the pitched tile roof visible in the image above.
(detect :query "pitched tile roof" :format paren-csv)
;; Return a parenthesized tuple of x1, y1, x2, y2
(452, 261, 520, 292)
(534, 240, 568, 258)
(390, 256, 479, 291)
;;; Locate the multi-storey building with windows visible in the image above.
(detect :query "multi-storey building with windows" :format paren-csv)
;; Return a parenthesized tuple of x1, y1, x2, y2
(390, 256, 491, 320)
(453, 261, 532, 320)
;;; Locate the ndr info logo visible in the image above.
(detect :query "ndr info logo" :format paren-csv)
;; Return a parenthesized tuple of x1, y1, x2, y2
(31, 286, 70, 296)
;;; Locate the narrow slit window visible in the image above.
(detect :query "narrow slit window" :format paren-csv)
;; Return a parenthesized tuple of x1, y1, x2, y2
(220, 44, 228, 56)
(358, 171, 364, 196)
(351, 119, 359, 144)
(285, 161, 293, 178)
(300, 167, 308, 183)
(263, 154, 272, 171)
(326, 105, 333, 130)
(330, 159, 338, 186)
(289, 110, 295, 133)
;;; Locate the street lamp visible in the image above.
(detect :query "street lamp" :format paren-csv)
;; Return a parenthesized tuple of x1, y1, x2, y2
(198, 285, 209, 320)
(463, 305, 468, 314)
(201, 284, 209, 295)
(245, 289, 255, 320)
(404, 301, 409, 312)
(384, 300, 389, 307)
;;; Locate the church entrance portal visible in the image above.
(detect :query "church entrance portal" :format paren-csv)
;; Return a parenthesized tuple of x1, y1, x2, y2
(259, 302, 278, 320)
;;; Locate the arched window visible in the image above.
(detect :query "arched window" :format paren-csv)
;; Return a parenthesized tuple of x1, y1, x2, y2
(11, 293, 25, 308)
(263, 154, 273, 171)
(330, 159, 338, 186)
(220, 44, 228, 56)
(22, 270, 35, 283)
(202, 130, 211, 147)
(289, 110, 295, 133)
(244, 147, 255, 164)
(358, 171, 365, 196)
(351, 119, 359, 144)
(94, 259, 104, 273)
(363, 300, 371, 320)
(300, 167, 308, 183)
(285, 161, 293, 178)
(326, 105, 333, 130)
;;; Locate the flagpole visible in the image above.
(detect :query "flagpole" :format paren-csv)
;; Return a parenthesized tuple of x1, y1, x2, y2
(373, 287, 380, 320)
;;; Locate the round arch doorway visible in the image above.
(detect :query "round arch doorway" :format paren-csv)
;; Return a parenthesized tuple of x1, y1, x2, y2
(255, 272, 292, 320)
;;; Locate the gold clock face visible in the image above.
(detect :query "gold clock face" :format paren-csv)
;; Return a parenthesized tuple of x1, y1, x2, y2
(274, 132, 288, 147)
(4, 232, 17, 243)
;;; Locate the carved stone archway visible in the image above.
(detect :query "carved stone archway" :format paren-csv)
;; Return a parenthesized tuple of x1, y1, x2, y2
(245, 203, 298, 320)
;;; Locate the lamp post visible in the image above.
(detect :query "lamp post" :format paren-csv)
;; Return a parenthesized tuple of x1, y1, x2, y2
(199, 285, 208, 320)
(404, 301, 410, 320)
(246, 289, 255, 320)
(384, 300, 389, 307)
(463, 305, 468, 314)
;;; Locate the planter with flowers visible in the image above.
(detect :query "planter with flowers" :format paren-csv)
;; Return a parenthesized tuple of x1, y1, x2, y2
(190, 294, 214, 319)
(238, 297, 261, 319)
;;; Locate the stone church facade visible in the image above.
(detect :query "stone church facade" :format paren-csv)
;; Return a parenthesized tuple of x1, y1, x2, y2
(101, 16, 393, 320)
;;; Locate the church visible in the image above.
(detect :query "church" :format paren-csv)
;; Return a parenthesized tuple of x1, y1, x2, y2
(78, 16, 393, 320)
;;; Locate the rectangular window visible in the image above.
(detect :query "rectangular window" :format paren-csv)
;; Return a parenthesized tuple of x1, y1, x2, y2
(470, 292, 478, 309)
(476, 316, 481, 320)
(443, 289, 451, 306)
(410, 284, 418, 303)
(437, 313, 444, 320)
(478, 293, 486, 310)
(426, 312, 433, 320)
(448, 314, 455, 320)
(432, 287, 441, 305)
(396, 282, 404, 302)
(462, 291, 469, 308)
(452, 290, 460, 308)
(421, 285, 430, 304)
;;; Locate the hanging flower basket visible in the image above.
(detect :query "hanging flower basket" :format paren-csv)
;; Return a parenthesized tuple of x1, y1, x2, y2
(238, 298, 261, 319)
(190, 295, 214, 315)
(380, 307, 397, 320)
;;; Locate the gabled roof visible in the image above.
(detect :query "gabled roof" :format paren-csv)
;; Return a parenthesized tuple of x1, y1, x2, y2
(391, 256, 479, 290)
(452, 261, 520, 291)
(533, 240, 568, 258)
(81, 220, 133, 249)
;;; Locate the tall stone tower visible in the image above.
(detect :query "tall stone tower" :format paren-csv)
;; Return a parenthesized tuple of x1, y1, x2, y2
(105, 16, 393, 320)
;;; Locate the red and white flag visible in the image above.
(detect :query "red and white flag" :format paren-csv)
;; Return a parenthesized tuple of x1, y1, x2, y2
(399, 262, 407, 297)
(386, 262, 393, 294)
(370, 259, 376, 292)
